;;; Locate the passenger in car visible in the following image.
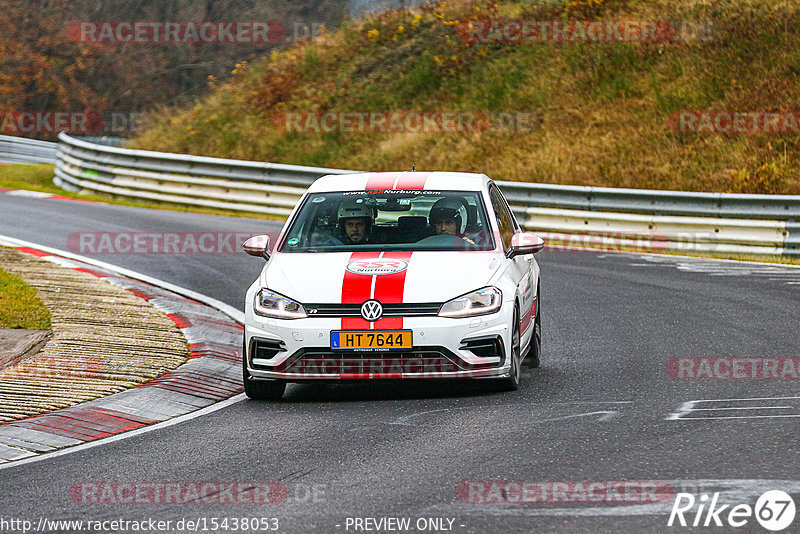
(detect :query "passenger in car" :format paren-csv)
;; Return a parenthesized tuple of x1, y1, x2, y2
(429, 198, 476, 245)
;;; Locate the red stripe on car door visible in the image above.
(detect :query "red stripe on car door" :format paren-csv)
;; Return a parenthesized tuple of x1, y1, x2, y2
(520, 296, 536, 333)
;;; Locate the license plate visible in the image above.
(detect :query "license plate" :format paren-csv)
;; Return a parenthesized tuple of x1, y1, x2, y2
(331, 330, 412, 351)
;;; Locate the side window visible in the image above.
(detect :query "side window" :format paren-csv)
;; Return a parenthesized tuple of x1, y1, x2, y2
(489, 185, 515, 250)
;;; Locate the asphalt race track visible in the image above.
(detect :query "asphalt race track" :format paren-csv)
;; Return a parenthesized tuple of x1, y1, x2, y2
(1, 194, 799, 533)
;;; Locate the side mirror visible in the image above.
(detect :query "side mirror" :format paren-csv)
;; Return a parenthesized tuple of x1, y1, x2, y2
(507, 232, 545, 258)
(242, 234, 271, 260)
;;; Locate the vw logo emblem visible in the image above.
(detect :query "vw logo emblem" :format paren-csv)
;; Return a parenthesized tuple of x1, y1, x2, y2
(360, 300, 383, 321)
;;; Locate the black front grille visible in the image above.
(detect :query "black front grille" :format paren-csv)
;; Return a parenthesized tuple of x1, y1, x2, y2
(252, 346, 498, 374)
(304, 302, 441, 317)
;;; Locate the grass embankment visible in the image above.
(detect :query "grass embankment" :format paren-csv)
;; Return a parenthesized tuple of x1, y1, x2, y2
(0, 164, 62, 195)
(130, 0, 800, 194)
(0, 262, 51, 329)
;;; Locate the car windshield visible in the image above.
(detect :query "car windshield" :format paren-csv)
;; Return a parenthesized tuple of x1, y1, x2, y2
(279, 190, 495, 252)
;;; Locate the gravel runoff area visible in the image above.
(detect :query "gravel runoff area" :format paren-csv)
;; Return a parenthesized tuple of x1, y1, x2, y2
(0, 247, 188, 423)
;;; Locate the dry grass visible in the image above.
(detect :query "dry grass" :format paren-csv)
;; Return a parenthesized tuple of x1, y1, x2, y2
(0, 259, 51, 330)
(129, 0, 800, 194)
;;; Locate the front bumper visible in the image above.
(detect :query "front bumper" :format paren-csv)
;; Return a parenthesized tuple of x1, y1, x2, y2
(244, 308, 513, 381)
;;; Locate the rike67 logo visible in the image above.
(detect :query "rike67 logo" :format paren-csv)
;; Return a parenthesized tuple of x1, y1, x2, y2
(668, 490, 795, 531)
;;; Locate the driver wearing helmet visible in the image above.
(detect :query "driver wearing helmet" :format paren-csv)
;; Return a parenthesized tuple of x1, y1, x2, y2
(337, 200, 374, 244)
(429, 198, 476, 245)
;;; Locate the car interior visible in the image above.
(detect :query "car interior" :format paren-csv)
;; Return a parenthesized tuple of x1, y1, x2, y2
(304, 199, 486, 246)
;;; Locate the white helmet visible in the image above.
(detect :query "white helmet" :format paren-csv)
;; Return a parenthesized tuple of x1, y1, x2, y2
(429, 197, 464, 233)
(337, 200, 374, 241)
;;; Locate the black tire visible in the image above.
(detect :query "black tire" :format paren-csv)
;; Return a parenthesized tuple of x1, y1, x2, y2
(524, 284, 541, 369)
(495, 307, 521, 391)
(242, 339, 286, 400)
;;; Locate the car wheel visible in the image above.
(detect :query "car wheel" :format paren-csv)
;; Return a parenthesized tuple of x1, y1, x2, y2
(242, 339, 286, 400)
(495, 307, 521, 391)
(525, 285, 541, 369)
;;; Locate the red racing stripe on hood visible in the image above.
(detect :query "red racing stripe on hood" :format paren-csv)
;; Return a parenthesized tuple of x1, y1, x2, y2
(340, 251, 414, 330)
(341, 251, 380, 330)
(371, 251, 413, 329)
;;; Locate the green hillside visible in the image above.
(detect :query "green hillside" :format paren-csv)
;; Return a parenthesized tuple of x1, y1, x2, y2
(130, 0, 800, 194)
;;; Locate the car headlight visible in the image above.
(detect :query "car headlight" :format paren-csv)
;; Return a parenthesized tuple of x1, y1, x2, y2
(438, 287, 502, 318)
(254, 289, 307, 319)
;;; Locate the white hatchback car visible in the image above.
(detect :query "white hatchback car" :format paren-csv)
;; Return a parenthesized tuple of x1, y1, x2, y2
(242, 171, 544, 399)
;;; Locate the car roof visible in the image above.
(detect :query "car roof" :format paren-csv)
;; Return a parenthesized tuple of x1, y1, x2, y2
(308, 171, 491, 193)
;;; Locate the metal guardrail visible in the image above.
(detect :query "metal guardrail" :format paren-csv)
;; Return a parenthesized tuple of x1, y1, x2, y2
(514, 207, 793, 257)
(52, 133, 800, 256)
(0, 135, 58, 164)
(53, 133, 359, 216)
(3, 133, 798, 257)
(497, 181, 800, 221)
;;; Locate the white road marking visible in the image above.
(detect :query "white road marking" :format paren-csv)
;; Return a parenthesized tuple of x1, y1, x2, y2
(692, 406, 792, 411)
(667, 396, 800, 420)
(388, 404, 626, 426)
(676, 415, 800, 420)
(694, 395, 800, 402)
(537, 410, 619, 422)
(622, 254, 800, 286)
(559, 401, 634, 403)
(5, 190, 53, 198)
